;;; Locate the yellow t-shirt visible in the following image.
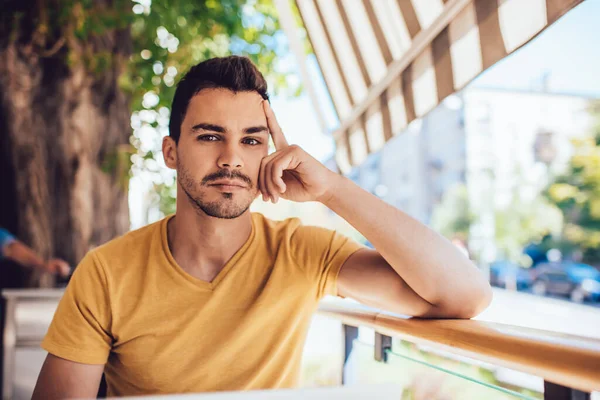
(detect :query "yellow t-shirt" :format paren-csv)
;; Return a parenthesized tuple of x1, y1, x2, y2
(42, 213, 363, 397)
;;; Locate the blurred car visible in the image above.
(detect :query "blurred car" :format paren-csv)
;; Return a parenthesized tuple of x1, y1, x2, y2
(489, 261, 533, 290)
(530, 262, 600, 303)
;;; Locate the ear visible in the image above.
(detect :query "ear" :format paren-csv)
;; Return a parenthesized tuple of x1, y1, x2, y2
(162, 136, 178, 170)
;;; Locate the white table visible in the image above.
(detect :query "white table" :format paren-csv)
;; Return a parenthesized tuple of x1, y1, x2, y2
(113, 384, 404, 400)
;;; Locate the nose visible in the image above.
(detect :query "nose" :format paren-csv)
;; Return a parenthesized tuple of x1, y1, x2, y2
(217, 143, 243, 169)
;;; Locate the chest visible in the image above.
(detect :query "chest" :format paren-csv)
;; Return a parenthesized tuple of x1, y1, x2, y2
(108, 290, 315, 394)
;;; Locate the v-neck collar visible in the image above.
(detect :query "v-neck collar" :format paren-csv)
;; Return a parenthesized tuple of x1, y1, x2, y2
(160, 214, 256, 291)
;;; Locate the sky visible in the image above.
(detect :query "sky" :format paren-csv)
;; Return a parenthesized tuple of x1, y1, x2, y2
(471, 0, 600, 97)
(272, 0, 600, 164)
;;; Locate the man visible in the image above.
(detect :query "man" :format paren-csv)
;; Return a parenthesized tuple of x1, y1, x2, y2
(33, 56, 492, 399)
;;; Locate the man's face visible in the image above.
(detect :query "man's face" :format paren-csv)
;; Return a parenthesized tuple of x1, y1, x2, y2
(166, 88, 269, 219)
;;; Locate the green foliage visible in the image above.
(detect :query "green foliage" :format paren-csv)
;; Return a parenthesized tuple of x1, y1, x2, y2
(494, 194, 562, 262)
(545, 101, 600, 262)
(432, 181, 563, 263)
(431, 183, 474, 240)
(125, 0, 288, 113)
(4, 1, 134, 72)
(153, 182, 177, 216)
(100, 144, 135, 190)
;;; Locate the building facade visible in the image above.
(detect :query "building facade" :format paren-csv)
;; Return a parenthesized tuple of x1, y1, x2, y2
(349, 87, 596, 261)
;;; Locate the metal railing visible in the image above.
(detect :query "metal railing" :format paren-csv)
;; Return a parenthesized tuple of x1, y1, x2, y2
(317, 299, 600, 400)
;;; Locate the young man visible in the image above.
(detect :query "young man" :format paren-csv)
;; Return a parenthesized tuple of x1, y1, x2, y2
(33, 56, 491, 399)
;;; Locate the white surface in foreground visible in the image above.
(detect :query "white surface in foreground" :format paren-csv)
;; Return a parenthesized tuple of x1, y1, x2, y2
(476, 288, 600, 339)
(110, 384, 403, 400)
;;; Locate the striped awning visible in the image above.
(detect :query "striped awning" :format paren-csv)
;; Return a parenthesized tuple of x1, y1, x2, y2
(275, 0, 584, 173)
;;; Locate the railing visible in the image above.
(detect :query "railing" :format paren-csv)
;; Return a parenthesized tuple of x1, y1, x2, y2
(3, 289, 600, 399)
(316, 299, 600, 400)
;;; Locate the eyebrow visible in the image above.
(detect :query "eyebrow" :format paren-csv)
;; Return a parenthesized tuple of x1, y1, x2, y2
(191, 123, 269, 135)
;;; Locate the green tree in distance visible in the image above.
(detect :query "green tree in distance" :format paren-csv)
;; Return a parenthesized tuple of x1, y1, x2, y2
(431, 183, 474, 241)
(545, 101, 600, 264)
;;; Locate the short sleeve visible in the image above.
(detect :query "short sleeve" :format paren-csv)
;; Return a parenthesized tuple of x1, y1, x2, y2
(290, 225, 364, 298)
(41, 251, 112, 364)
(0, 228, 16, 258)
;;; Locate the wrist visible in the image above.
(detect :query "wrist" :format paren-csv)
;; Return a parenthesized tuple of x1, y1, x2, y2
(26, 258, 46, 271)
(317, 172, 347, 206)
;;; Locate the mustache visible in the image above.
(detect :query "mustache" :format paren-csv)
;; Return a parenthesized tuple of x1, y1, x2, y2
(202, 169, 253, 187)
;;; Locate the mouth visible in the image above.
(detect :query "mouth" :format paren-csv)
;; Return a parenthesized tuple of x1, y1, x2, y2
(208, 180, 248, 191)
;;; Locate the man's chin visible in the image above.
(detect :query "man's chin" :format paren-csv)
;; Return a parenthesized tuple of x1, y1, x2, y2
(204, 207, 250, 220)
(196, 199, 253, 219)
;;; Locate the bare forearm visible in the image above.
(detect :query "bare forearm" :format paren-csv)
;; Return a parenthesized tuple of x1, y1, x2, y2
(33, 354, 104, 400)
(4, 241, 46, 270)
(322, 175, 491, 315)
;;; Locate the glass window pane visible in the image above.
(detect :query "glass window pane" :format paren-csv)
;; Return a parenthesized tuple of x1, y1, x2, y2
(345, 339, 543, 399)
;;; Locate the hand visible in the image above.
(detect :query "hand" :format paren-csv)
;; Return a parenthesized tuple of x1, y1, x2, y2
(44, 258, 71, 277)
(259, 101, 340, 204)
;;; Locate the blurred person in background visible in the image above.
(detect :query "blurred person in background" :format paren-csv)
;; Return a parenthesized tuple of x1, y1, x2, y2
(0, 228, 70, 395)
(33, 56, 492, 399)
(0, 228, 71, 278)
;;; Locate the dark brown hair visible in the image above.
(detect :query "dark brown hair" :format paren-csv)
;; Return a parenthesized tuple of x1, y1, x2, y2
(168, 56, 269, 143)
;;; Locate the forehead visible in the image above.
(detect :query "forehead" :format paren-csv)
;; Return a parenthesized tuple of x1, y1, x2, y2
(183, 88, 266, 128)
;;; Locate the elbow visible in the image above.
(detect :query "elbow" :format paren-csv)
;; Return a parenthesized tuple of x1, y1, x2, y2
(456, 281, 493, 319)
(427, 281, 493, 319)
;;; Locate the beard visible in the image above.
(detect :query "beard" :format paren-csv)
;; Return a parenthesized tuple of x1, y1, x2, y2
(177, 161, 256, 219)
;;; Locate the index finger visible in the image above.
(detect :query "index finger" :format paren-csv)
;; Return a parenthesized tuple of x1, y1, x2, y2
(263, 100, 289, 150)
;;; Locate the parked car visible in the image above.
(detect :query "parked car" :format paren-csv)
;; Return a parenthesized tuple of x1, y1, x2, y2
(530, 262, 600, 303)
(489, 261, 533, 291)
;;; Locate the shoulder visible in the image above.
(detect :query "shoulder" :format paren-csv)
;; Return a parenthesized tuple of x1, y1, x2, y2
(86, 217, 167, 271)
(251, 212, 302, 235)
(251, 212, 344, 250)
(94, 217, 164, 254)
(251, 212, 321, 245)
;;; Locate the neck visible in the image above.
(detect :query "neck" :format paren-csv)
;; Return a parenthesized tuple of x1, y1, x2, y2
(167, 197, 253, 282)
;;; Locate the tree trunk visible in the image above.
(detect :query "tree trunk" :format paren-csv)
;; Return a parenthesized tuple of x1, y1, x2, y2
(0, 1, 131, 287)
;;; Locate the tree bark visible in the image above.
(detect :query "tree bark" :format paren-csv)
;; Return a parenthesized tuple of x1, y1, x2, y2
(0, 1, 131, 287)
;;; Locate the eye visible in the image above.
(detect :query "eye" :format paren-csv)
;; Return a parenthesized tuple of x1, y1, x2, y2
(243, 138, 262, 146)
(197, 135, 219, 142)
